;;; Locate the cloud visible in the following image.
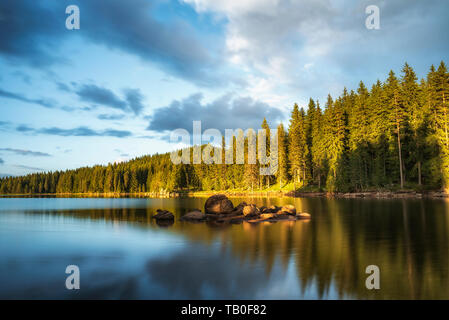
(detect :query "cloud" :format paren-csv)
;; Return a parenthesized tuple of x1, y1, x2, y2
(61, 83, 146, 115)
(97, 114, 126, 121)
(14, 165, 44, 171)
(113, 149, 129, 157)
(147, 92, 284, 133)
(0, 148, 51, 157)
(0, 158, 3, 165)
(124, 89, 145, 115)
(0, 0, 65, 67)
(184, 0, 449, 102)
(75, 84, 128, 112)
(0, 88, 55, 109)
(38, 126, 132, 138)
(14, 125, 132, 138)
(0, 0, 226, 86)
(0, 121, 10, 130)
(16, 125, 34, 132)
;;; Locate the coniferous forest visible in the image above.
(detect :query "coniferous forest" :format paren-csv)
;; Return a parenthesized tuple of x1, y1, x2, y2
(1, 62, 449, 194)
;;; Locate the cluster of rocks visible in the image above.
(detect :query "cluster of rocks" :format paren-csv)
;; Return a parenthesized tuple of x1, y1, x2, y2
(151, 194, 311, 225)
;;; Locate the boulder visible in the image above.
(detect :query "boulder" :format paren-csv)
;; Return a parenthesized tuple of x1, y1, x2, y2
(262, 205, 281, 213)
(153, 209, 174, 220)
(180, 210, 206, 222)
(229, 202, 247, 215)
(281, 204, 296, 215)
(296, 212, 311, 219)
(260, 213, 276, 220)
(243, 204, 260, 217)
(204, 194, 234, 214)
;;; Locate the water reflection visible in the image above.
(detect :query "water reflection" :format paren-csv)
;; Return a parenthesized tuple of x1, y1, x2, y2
(0, 197, 449, 299)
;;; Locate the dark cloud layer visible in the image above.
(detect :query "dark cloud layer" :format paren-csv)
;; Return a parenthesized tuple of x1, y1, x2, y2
(0, 158, 4, 165)
(147, 93, 284, 133)
(0, 148, 51, 157)
(0, 0, 64, 66)
(0, 0, 224, 86)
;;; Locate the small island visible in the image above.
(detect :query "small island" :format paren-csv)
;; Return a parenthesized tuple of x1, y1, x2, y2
(152, 194, 311, 226)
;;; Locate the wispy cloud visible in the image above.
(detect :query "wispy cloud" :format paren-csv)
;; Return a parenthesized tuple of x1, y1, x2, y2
(14, 165, 45, 171)
(0, 88, 55, 109)
(97, 114, 126, 121)
(37, 126, 132, 138)
(0, 148, 51, 157)
(14, 124, 132, 138)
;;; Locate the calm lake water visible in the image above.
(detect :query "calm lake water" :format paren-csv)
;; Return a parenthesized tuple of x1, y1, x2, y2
(0, 196, 449, 299)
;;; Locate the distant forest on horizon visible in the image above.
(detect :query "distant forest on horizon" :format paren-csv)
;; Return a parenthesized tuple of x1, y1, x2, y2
(1, 61, 449, 194)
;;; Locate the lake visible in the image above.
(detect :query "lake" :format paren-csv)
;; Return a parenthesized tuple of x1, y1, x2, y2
(0, 196, 448, 299)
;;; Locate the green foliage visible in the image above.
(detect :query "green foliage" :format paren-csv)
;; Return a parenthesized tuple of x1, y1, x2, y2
(1, 62, 449, 194)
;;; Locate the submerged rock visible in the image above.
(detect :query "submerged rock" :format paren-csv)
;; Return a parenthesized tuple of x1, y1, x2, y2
(260, 213, 276, 220)
(230, 202, 247, 215)
(281, 204, 296, 215)
(204, 194, 234, 214)
(262, 205, 281, 213)
(296, 212, 311, 219)
(243, 204, 260, 217)
(153, 209, 174, 220)
(180, 210, 206, 222)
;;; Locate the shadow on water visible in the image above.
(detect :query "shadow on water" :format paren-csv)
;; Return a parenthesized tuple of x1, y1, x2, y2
(1, 197, 449, 299)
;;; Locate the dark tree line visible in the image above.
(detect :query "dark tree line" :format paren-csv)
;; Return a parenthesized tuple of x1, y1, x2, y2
(1, 62, 449, 194)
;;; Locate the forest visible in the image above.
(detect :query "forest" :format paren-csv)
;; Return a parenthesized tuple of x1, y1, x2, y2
(1, 62, 448, 194)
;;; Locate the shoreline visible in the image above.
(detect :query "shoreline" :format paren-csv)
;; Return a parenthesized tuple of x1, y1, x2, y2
(1, 190, 448, 199)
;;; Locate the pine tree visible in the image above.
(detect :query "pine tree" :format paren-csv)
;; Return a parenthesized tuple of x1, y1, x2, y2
(277, 123, 289, 187)
(433, 62, 449, 187)
(401, 63, 424, 185)
(305, 98, 316, 181)
(288, 103, 309, 189)
(349, 82, 371, 189)
(385, 70, 406, 188)
(311, 101, 325, 188)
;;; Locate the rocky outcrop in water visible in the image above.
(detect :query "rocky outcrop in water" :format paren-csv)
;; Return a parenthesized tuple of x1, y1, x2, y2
(178, 195, 311, 225)
(180, 210, 207, 222)
(153, 209, 175, 220)
(204, 194, 234, 214)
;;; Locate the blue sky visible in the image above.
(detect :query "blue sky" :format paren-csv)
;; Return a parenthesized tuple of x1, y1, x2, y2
(0, 0, 448, 176)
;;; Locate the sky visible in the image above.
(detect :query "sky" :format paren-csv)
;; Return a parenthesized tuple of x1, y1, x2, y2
(0, 0, 448, 176)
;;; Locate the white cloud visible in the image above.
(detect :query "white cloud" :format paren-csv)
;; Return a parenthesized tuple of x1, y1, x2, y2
(184, 0, 449, 108)
(183, 0, 344, 105)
